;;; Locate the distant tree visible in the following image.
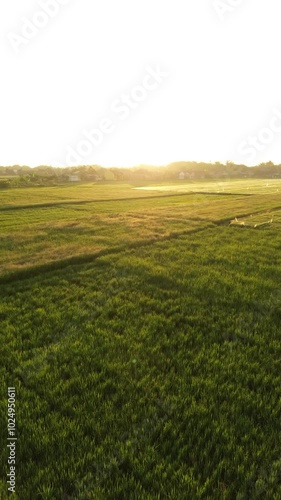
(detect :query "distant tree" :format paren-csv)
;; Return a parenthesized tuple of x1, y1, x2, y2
(258, 161, 274, 167)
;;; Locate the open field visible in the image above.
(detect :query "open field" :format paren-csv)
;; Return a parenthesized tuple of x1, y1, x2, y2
(1, 180, 281, 498)
(1, 179, 281, 280)
(135, 178, 281, 196)
(0, 183, 158, 208)
(1, 179, 281, 208)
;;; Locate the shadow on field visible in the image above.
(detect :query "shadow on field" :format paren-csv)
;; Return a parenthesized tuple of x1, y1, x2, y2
(0, 191, 251, 211)
(0, 225, 214, 285)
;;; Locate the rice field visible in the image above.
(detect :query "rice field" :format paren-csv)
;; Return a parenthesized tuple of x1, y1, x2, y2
(1, 180, 281, 499)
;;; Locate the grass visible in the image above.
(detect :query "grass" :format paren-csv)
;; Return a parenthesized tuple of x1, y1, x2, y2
(1, 180, 281, 498)
(1, 185, 281, 278)
(1, 179, 281, 208)
(0, 182, 171, 208)
(134, 178, 281, 195)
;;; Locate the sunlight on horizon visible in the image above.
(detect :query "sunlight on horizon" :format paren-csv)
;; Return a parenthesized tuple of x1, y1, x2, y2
(1, 1, 281, 168)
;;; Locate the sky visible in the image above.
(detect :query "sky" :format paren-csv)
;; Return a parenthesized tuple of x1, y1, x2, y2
(1, 0, 281, 168)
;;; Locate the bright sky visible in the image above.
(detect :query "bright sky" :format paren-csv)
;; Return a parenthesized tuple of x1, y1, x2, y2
(1, 0, 281, 168)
